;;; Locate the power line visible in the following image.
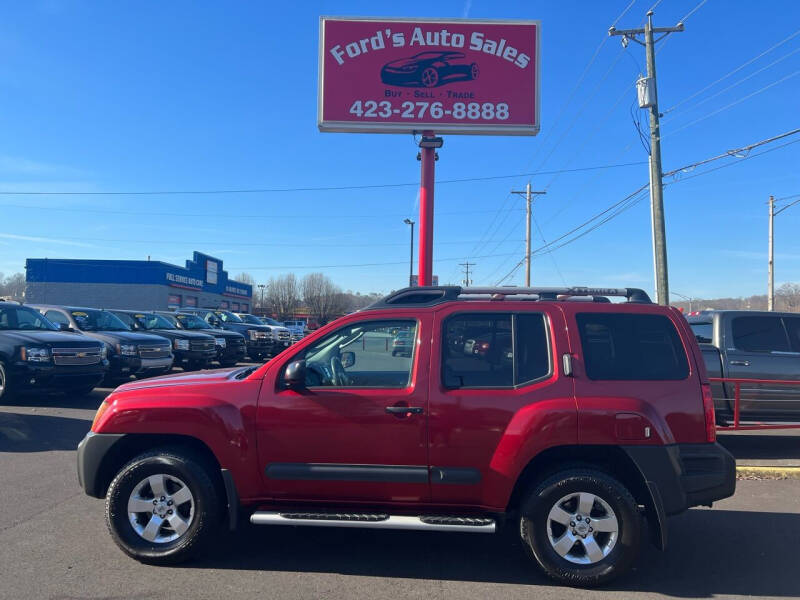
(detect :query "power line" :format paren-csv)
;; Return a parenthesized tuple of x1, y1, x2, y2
(662, 26, 800, 115)
(22, 250, 522, 272)
(664, 69, 800, 138)
(0, 160, 648, 197)
(664, 46, 800, 119)
(528, 131, 800, 259)
(0, 202, 522, 220)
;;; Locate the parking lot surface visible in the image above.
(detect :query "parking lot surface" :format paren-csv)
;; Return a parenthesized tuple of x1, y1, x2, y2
(2, 385, 799, 600)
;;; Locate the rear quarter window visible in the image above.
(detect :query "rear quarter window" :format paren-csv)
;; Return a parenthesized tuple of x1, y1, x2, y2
(577, 313, 689, 381)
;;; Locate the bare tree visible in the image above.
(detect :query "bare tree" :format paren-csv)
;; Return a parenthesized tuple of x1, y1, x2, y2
(776, 283, 800, 312)
(301, 273, 347, 326)
(0, 272, 25, 300)
(234, 272, 256, 286)
(267, 274, 300, 320)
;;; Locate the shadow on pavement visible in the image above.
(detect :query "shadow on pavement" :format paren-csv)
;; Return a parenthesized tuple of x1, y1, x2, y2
(0, 412, 91, 452)
(0, 387, 112, 411)
(192, 507, 800, 597)
(718, 433, 800, 460)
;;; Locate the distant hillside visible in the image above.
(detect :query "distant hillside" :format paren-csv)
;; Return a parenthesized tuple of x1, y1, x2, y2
(671, 283, 800, 313)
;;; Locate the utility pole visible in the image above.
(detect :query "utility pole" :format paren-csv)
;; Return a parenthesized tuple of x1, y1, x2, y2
(610, 11, 684, 306)
(403, 218, 415, 287)
(459, 261, 475, 287)
(258, 283, 266, 312)
(511, 183, 546, 286)
(768, 195, 775, 311)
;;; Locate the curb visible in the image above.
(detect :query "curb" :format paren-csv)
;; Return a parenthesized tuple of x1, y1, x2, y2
(736, 466, 800, 480)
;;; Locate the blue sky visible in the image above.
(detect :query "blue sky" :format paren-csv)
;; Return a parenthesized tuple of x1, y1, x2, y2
(0, 0, 798, 300)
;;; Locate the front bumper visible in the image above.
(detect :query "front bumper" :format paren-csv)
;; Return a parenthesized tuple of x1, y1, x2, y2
(76, 431, 126, 498)
(623, 442, 736, 516)
(174, 349, 217, 365)
(11, 360, 108, 392)
(109, 355, 173, 378)
(218, 343, 247, 364)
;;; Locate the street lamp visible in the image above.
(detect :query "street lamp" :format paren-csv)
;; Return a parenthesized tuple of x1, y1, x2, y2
(403, 218, 415, 287)
(258, 284, 265, 312)
(671, 291, 694, 313)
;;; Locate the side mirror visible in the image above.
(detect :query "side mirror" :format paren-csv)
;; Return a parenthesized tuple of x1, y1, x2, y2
(58, 323, 72, 332)
(340, 351, 355, 369)
(284, 360, 306, 389)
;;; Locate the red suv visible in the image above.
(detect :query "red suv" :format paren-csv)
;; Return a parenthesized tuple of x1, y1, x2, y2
(77, 286, 735, 586)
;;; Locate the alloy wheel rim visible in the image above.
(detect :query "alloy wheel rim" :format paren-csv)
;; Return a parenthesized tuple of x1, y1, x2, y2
(545, 491, 619, 565)
(127, 474, 195, 544)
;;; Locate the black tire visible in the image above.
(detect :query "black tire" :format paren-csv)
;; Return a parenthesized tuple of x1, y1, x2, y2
(519, 469, 641, 587)
(105, 448, 221, 565)
(0, 360, 14, 401)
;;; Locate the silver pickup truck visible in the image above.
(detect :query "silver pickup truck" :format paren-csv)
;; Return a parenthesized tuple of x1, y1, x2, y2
(687, 310, 800, 422)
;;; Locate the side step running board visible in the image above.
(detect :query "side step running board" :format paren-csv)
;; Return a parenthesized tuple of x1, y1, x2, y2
(250, 511, 496, 533)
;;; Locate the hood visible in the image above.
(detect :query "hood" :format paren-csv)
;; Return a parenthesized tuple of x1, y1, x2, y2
(210, 329, 246, 340)
(81, 330, 171, 346)
(0, 330, 103, 347)
(223, 323, 270, 334)
(386, 56, 432, 69)
(146, 329, 215, 340)
(113, 365, 249, 392)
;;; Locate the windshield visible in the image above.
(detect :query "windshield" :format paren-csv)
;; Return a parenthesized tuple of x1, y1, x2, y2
(215, 311, 243, 323)
(238, 314, 263, 325)
(0, 306, 58, 331)
(176, 314, 212, 330)
(71, 309, 130, 332)
(261, 317, 282, 326)
(690, 322, 713, 344)
(133, 313, 177, 330)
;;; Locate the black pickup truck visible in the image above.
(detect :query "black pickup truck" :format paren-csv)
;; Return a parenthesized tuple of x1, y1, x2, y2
(109, 310, 217, 371)
(29, 305, 173, 381)
(0, 301, 108, 400)
(688, 310, 800, 422)
(155, 311, 246, 367)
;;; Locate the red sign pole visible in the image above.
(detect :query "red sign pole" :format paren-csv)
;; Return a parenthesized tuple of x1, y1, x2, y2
(418, 130, 436, 287)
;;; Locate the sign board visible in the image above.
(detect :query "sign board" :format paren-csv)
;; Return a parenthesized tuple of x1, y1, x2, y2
(319, 17, 540, 135)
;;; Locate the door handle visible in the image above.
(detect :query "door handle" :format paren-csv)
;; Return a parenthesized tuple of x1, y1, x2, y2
(385, 406, 423, 415)
(730, 360, 750, 367)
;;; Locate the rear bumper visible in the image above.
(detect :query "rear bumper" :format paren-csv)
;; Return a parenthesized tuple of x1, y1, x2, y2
(623, 442, 736, 516)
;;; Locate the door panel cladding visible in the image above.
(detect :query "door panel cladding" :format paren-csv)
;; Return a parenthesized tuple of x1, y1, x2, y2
(430, 467, 482, 485)
(265, 463, 429, 483)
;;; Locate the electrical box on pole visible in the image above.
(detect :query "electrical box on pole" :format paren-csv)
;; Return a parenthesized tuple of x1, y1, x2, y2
(637, 76, 655, 108)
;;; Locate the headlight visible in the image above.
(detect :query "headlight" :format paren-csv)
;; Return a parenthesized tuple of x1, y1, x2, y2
(117, 343, 137, 356)
(100, 346, 108, 359)
(174, 339, 190, 351)
(215, 337, 226, 348)
(22, 347, 50, 362)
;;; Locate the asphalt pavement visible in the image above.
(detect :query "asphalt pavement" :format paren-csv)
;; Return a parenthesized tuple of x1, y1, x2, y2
(1, 383, 800, 599)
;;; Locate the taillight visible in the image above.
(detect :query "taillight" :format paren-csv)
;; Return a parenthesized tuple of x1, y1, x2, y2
(91, 399, 110, 431)
(701, 383, 716, 442)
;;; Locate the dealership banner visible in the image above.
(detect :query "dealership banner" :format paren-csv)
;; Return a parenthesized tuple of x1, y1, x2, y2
(318, 17, 540, 135)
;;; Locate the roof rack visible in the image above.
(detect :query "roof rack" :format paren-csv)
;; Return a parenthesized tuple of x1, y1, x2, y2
(364, 286, 651, 310)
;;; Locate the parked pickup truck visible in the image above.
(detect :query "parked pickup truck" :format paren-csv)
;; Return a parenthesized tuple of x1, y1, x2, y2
(181, 308, 290, 361)
(110, 311, 216, 372)
(687, 310, 800, 422)
(29, 305, 173, 381)
(155, 312, 246, 368)
(77, 286, 734, 587)
(1, 301, 108, 400)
